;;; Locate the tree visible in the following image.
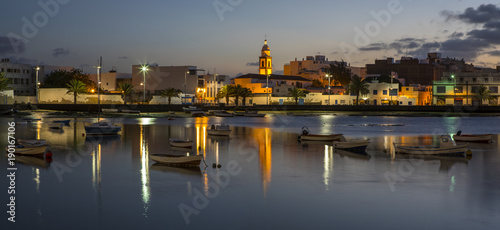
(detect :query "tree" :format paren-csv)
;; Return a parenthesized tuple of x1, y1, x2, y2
(288, 87, 309, 105)
(232, 84, 244, 106)
(0, 73, 12, 91)
(118, 83, 134, 105)
(311, 79, 323, 87)
(66, 79, 86, 104)
(219, 85, 235, 105)
(326, 61, 352, 86)
(474, 85, 493, 106)
(161, 87, 182, 105)
(239, 87, 253, 106)
(42, 68, 96, 91)
(345, 75, 370, 105)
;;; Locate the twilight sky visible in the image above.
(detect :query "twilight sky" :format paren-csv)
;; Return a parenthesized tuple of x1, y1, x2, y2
(1, 0, 499, 77)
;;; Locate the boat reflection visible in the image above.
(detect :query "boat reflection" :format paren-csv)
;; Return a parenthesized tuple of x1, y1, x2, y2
(16, 155, 50, 168)
(334, 149, 371, 161)
(395, 154, 471, 172)
(150, 163, 202, 176)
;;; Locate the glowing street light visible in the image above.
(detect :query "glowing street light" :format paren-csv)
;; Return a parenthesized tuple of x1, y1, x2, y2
(34, 66, 40, 103)
(140, 64, 149, 104)
(184, 70, 189, 104)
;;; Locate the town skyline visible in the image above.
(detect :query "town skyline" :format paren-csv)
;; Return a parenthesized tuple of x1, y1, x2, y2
(1, 0, 500, 77)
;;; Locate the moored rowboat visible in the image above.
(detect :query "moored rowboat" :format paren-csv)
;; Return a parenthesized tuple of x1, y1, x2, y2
(150, 154, 202, 167)
(169, 138, 193, 148)
(453, 131, 492, 143)
(333, 138, 370, 152)
(300, 134, 344, 141)
(394, 135, 470, 156)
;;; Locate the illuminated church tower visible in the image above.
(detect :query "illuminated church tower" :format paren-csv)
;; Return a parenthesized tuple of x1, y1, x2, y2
(259, 40, 272, 75)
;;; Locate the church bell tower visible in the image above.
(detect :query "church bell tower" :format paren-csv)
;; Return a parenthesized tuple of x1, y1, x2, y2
(259, 40, 272, 75)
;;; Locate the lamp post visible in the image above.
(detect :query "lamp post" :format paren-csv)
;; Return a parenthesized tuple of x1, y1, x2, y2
(214, 73, 217, 105)
(451, 75, 456, 106)
(140, 65, 148, 104)
(390, 75, 394, 105)
(34, 66, 40, 103)
(266, 74, 270, 105)
(184, 70, 189, 104)
(325, 74, 332, 105)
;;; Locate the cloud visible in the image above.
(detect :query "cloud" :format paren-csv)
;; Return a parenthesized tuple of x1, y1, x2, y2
(359, 43, 388, 51)
(449, 32, 464, 38)
(118, 56, 129, 59)
(0, 36, 26, 55)
(486, 50, 500, 57)
(53, 48, 70, 58)
(246, 62, 259, 66)
(456, 4, 500, 24)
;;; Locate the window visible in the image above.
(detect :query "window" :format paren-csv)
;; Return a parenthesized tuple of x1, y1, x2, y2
(484, 78, 489, 83)
(472, 78, 477, 83)
(471, 86, 478, 93)
(459, 78, 464, 83)
(261, 61, 265, 67)
(268, 61, 270, 67)
(276, 89, 279, 92)
(489, 86, 498, 94)
(383, 90, 388, 95)
(340, 100, 346, 104)
(389, 89, 398, 96)
(406, 87, 409, 91)
(437, 86, 446, 93)
(26, 79, 29, 85)
(373, 90, 378, 95)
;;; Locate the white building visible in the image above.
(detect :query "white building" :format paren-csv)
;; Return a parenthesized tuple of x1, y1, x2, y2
(0, 58, 33, 96)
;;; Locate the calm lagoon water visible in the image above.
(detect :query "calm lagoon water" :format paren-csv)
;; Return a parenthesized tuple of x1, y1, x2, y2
(1, 114, 500, 230)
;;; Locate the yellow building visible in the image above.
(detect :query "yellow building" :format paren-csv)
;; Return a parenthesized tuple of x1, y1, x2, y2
(399, 85, 432, 105)
(259, 40, 272, 75)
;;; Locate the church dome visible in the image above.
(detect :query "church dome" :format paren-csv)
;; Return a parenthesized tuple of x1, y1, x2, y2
(261, 40, 270, 51)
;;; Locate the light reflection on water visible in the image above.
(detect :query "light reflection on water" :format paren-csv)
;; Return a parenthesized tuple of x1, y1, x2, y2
(1, 116, 499, 229)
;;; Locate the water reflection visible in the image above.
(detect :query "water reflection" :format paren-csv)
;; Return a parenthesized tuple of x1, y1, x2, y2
(324, 145, 333, 190)
(253, 128, 272, 196)
(139, 125, 151, 214)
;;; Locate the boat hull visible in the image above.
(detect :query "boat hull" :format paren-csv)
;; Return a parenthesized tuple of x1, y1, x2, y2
(244, 113, 266, 117)
(394, 144, 469, 155)
(214, 112, 234, 117)
(333, 140, 370, 152)
(300, 134, 343, 141)
(207, 129, 231, 136)
(7, 145, 47, 156)
(85, 127, 121, 135)
(453, 134, 492, 143)
(169, 138, 193, 148)
(150, 154, 202, 167)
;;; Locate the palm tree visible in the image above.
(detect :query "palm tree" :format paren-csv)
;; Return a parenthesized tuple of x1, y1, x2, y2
(219, 85, 235, 105)
(0, 73, 12, 91)
(161, 87, 182, 105)
(288, 87, 309, 105)
(118, 83, 134, 105)
(239, 87, 253, 106)
(345, 75, 369, 105)
(66, 79, 86, 104)
(474, 85, 493, 106)
(232, 84, 244, 106)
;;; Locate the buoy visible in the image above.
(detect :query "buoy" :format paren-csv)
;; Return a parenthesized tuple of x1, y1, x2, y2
(212, 163, 217, 168)
(466, 149, 472, 156)
(217, 164, 222, 168)
(82, 133, 85, 137)
(46, 158, 53, 163)
(45, 151, 53, 158)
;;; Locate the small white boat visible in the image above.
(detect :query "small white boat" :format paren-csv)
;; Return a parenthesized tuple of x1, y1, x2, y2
(84, 121, 121, 135)
(169, 138, 193, 148)
(183, 106, 202, 113)
(19, 139, 47, 146)
(298, 126, 343, 141)
(453, 131, 492, 143)
(49, 123, 64, 129)
(214, 111, 234, 117)
(333, 137, 370, 152)
(191, 111, 206, 117)
(244, 113, 266, 117)
(7, 145, 47, 156)
(207, 124, 231, 136)
(150, 154, 202, 167)
(394, 135, 470, 156)
(53, 120, 71, 124)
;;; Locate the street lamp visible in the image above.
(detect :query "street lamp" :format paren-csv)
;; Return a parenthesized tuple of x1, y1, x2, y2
(266, 74, 270, 105)
(140, 64, 149, 104)
(184, 70, 189, 104)
(325, 74, 332, 105)
(451, 75, 456, 106)
(34, 66, 40, 103)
